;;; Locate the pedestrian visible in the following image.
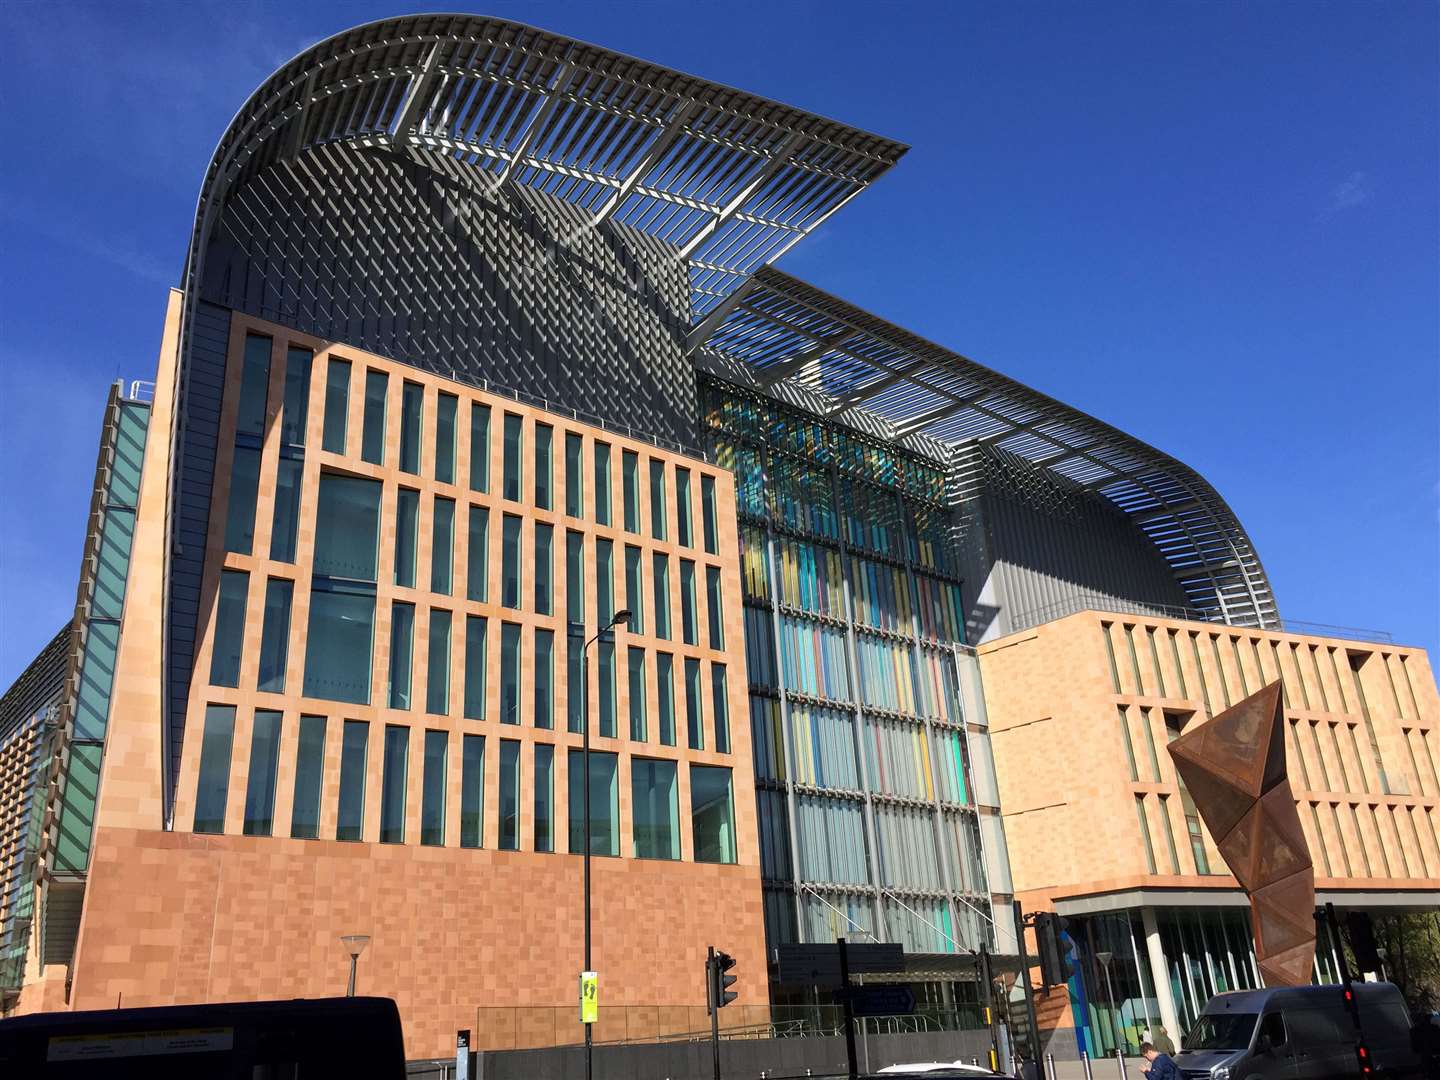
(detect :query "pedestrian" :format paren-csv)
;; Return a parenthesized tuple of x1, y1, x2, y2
(1139, 1041, 1179, 1080)
(1150, 1024, 1176, 1054)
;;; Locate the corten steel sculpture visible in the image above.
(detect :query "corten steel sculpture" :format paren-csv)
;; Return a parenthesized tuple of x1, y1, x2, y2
(1167, 681, 1316, 986)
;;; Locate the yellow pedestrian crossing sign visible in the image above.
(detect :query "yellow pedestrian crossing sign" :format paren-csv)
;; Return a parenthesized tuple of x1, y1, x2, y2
(579, 971, 599, 1024)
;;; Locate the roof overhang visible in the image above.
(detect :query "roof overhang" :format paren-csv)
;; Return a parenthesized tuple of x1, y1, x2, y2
(1054, 888, 1440, 917)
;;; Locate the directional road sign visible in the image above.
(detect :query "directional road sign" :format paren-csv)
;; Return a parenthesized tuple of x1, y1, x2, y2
(775, 943, 904, 986)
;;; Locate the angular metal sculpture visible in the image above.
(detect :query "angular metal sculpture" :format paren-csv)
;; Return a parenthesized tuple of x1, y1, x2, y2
(1167, 681, 1315, 986)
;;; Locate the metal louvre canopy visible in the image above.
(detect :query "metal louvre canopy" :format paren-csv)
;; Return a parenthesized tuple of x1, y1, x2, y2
(182, 12, 907, 323)
(693, 266, 1279, 630)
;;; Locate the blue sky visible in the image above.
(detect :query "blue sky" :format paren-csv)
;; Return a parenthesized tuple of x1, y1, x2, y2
(1, 1, 1436, 685)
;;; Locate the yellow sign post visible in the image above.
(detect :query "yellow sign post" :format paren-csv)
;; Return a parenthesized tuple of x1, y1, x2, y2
(579, 971, 599, 1025)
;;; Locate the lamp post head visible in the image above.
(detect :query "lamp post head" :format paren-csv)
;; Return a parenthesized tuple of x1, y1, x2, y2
(611, 609, 632, 627)
(341, 934, 371, 959)
(1096, 950, 1113, 966)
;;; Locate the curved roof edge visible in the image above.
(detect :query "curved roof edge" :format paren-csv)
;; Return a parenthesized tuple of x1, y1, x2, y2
(692, 265, 1280, 630)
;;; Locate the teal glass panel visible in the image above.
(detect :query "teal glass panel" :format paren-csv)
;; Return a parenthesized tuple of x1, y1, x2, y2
(652, 554, 670, 640)
(361, 369, 387, 465)
(426, 608, 451, 715)
(649, 459, 667, 539)
(322, 358, 350, 454)
(685, 657, 704, 750)
(706, 566, 724, 650)
(313, 473, 381, 581)
(72, 621, 119, 742)
(598, 640, 616, 738)
(535, 424, 553, 509)
(210, 569, 249, 688)
(302, 586, 375, 704)
(336, 720, 369, 841)
(567, 634, 583, 733)
(691, 765, 736, 863)
(436, 393, 457, 484)
(499, 739, 520, 851)
(242, 710, 283, 836)
(501, 514, 521, 608)
(701, 474, 718, 555)
(502, 413, 523, 501)
(622, 450, 640, 533)
(535, 523, 553, 614)
(110, 402, 149, 507)
(467, 505, 489, 602)
(565, 433, 583, 517)
(567, 748, 619, 856)
(380, 725, 408, 843)
(431, 497, 455, 595)
(257, 577, 293, 693)
(594, 441, 611, 526)
(290, 715, 326, 839)
(500, 623, 521, 725)
(628, 647, 647, 742)
(399, 382, 423, 474)
(470, 403, 491, 493)
(675, 467, 692, 547)
(631, 758, 679, 860)
(395, 488, 418, 588)
(656, 652, 675, 746)
(193, 704, 236, 834)
(596, 539, 614, 626)
(711, 664, 731, 754)
(463, 615, 486, 720)
(91, 508, 134, 620)
(280, 346, 312, 446)
(534, 744, 554, 852)
(624, 546, 644, 634)
(224, 445, 260, 554)
(270, 456, 303, 562)
(680, 560, 697, 646)
(460, 734, 485, 848)
(236, 334, 271, 438)
(534, 629, 554, 729)
(421, 729, 447, 846)
(52, 744, 101, 872)
(388, 601, 414, 710)
(566, 532, 585, 625)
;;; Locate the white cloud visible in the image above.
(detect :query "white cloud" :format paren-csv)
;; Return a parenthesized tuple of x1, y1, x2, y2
(1320, 170, 1373, 219)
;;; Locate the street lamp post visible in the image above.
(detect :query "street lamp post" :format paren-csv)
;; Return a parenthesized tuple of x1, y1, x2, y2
(581, 608, 630, 1080)
(1095, 951, 1119, 1054)
(341, 934, 370, 997)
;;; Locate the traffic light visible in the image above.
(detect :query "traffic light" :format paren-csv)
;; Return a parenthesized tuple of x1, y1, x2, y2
(708, 949, 738, 1013)
(1035, 913, 1075, 988)
(1346, 911, 1383, 975)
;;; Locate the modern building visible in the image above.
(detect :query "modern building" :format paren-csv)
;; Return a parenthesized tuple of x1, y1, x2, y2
(1, 11, 1434, 1065)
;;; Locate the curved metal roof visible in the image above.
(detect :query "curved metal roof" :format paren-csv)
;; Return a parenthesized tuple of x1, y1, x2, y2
(694, 266, 1280, 629)
(182, 12, 907, 323)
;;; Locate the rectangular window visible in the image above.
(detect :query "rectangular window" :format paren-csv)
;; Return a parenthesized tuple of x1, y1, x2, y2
(280, 346, 311, 446)
(463, 615, 486, 720)
(336, 720, 369, 841)
(270, 456, 303, 562)
(711, 664, 731, 754)
(1158, 795, 1183, 875)
(628, 647, 647, 741)
(426, 609, 451, 715)
(535, 423, 553, 509)
(598, 640, 617, 738)
(361, 369, 387, 465)
(632, 758, 679, 860)
(565, 433, 584, 517)
(535, 523, 553, 614)
(322, 358, 350, 454)
(421, 729, 447, 847)
(303, 586, 375, 704)
(399, 382, 423, 474)
(388, 601, 414, 710)
(567, 634, 583, 734)
(657, 652, 676, 746)
(675, 467, 692, 547)
(685, 657, 704, 750)
(395, 488, 419, 588)
(500, 623, 522, 725)
(705, 566, 724, 650)
(534, 744, 555, 852)
(499, 739, 521, 850)
(690, 765, 736, 863)
(596, 538, 614, 626)
(380, 725, 408, 844)
(290, 715, 326, 840)
(535, 628, 554, 729)
(1135, 795, 1158, 874)
(680, 559, 698, 646)
(193, 704, 236, 834)
(470, 403, 490, 493)
(242, 710, 283, 837)
(501, 514, 522, 609)
(622, 450, 640, 533)
(566, 531, 585, 626)
(210, 569, 249, 688)
(314, 473, 382, 580)
(594, 442, 612, 526)
(502, 413, 523, 501)
(435, 393, 457, 484)
(652, 554, 671, 639)
(567, 748, 619, 855)
(624, 546, 644, 634)
(460, 734, 485, 848)
(649, 459, 667, 539)
(466, 505, 489, 602)
(236, 334, 271, 438)
(257, 577, 293, 693)
(224, 445, 261, 554)
(701, 474, 718, 555)
(431, 497, 455, 594)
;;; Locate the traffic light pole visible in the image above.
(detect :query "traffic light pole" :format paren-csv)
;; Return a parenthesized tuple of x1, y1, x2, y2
(1014, 901, 1041, 1078)
(978, 943, 1000, 1073)
(1324, 902, 1374, 1076)
(708, 947, 722, 1080)
(838, 937, 859, 1080)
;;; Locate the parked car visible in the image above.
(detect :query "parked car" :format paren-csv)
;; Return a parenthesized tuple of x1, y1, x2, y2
(1174, 982, 1423, 1080)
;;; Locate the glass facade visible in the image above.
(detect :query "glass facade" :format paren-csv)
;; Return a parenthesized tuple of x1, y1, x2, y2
(257, 579, 293, 693)
(421, 729, 447, 846)
(568, 749, 619, 856)
(632, 758, 679, 859)
(362, 369, 387, 465)
(290, 715, 326, 840)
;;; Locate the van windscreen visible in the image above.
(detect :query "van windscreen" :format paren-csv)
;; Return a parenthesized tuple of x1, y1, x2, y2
(1184, 1012, 1258, 1050)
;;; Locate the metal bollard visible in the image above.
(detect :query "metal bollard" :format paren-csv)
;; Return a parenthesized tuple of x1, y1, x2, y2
(1114, 1047, 1127, 1080)
(1081, 1050, 1094, 1080)
(1045, 1052, 1057, 1080)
